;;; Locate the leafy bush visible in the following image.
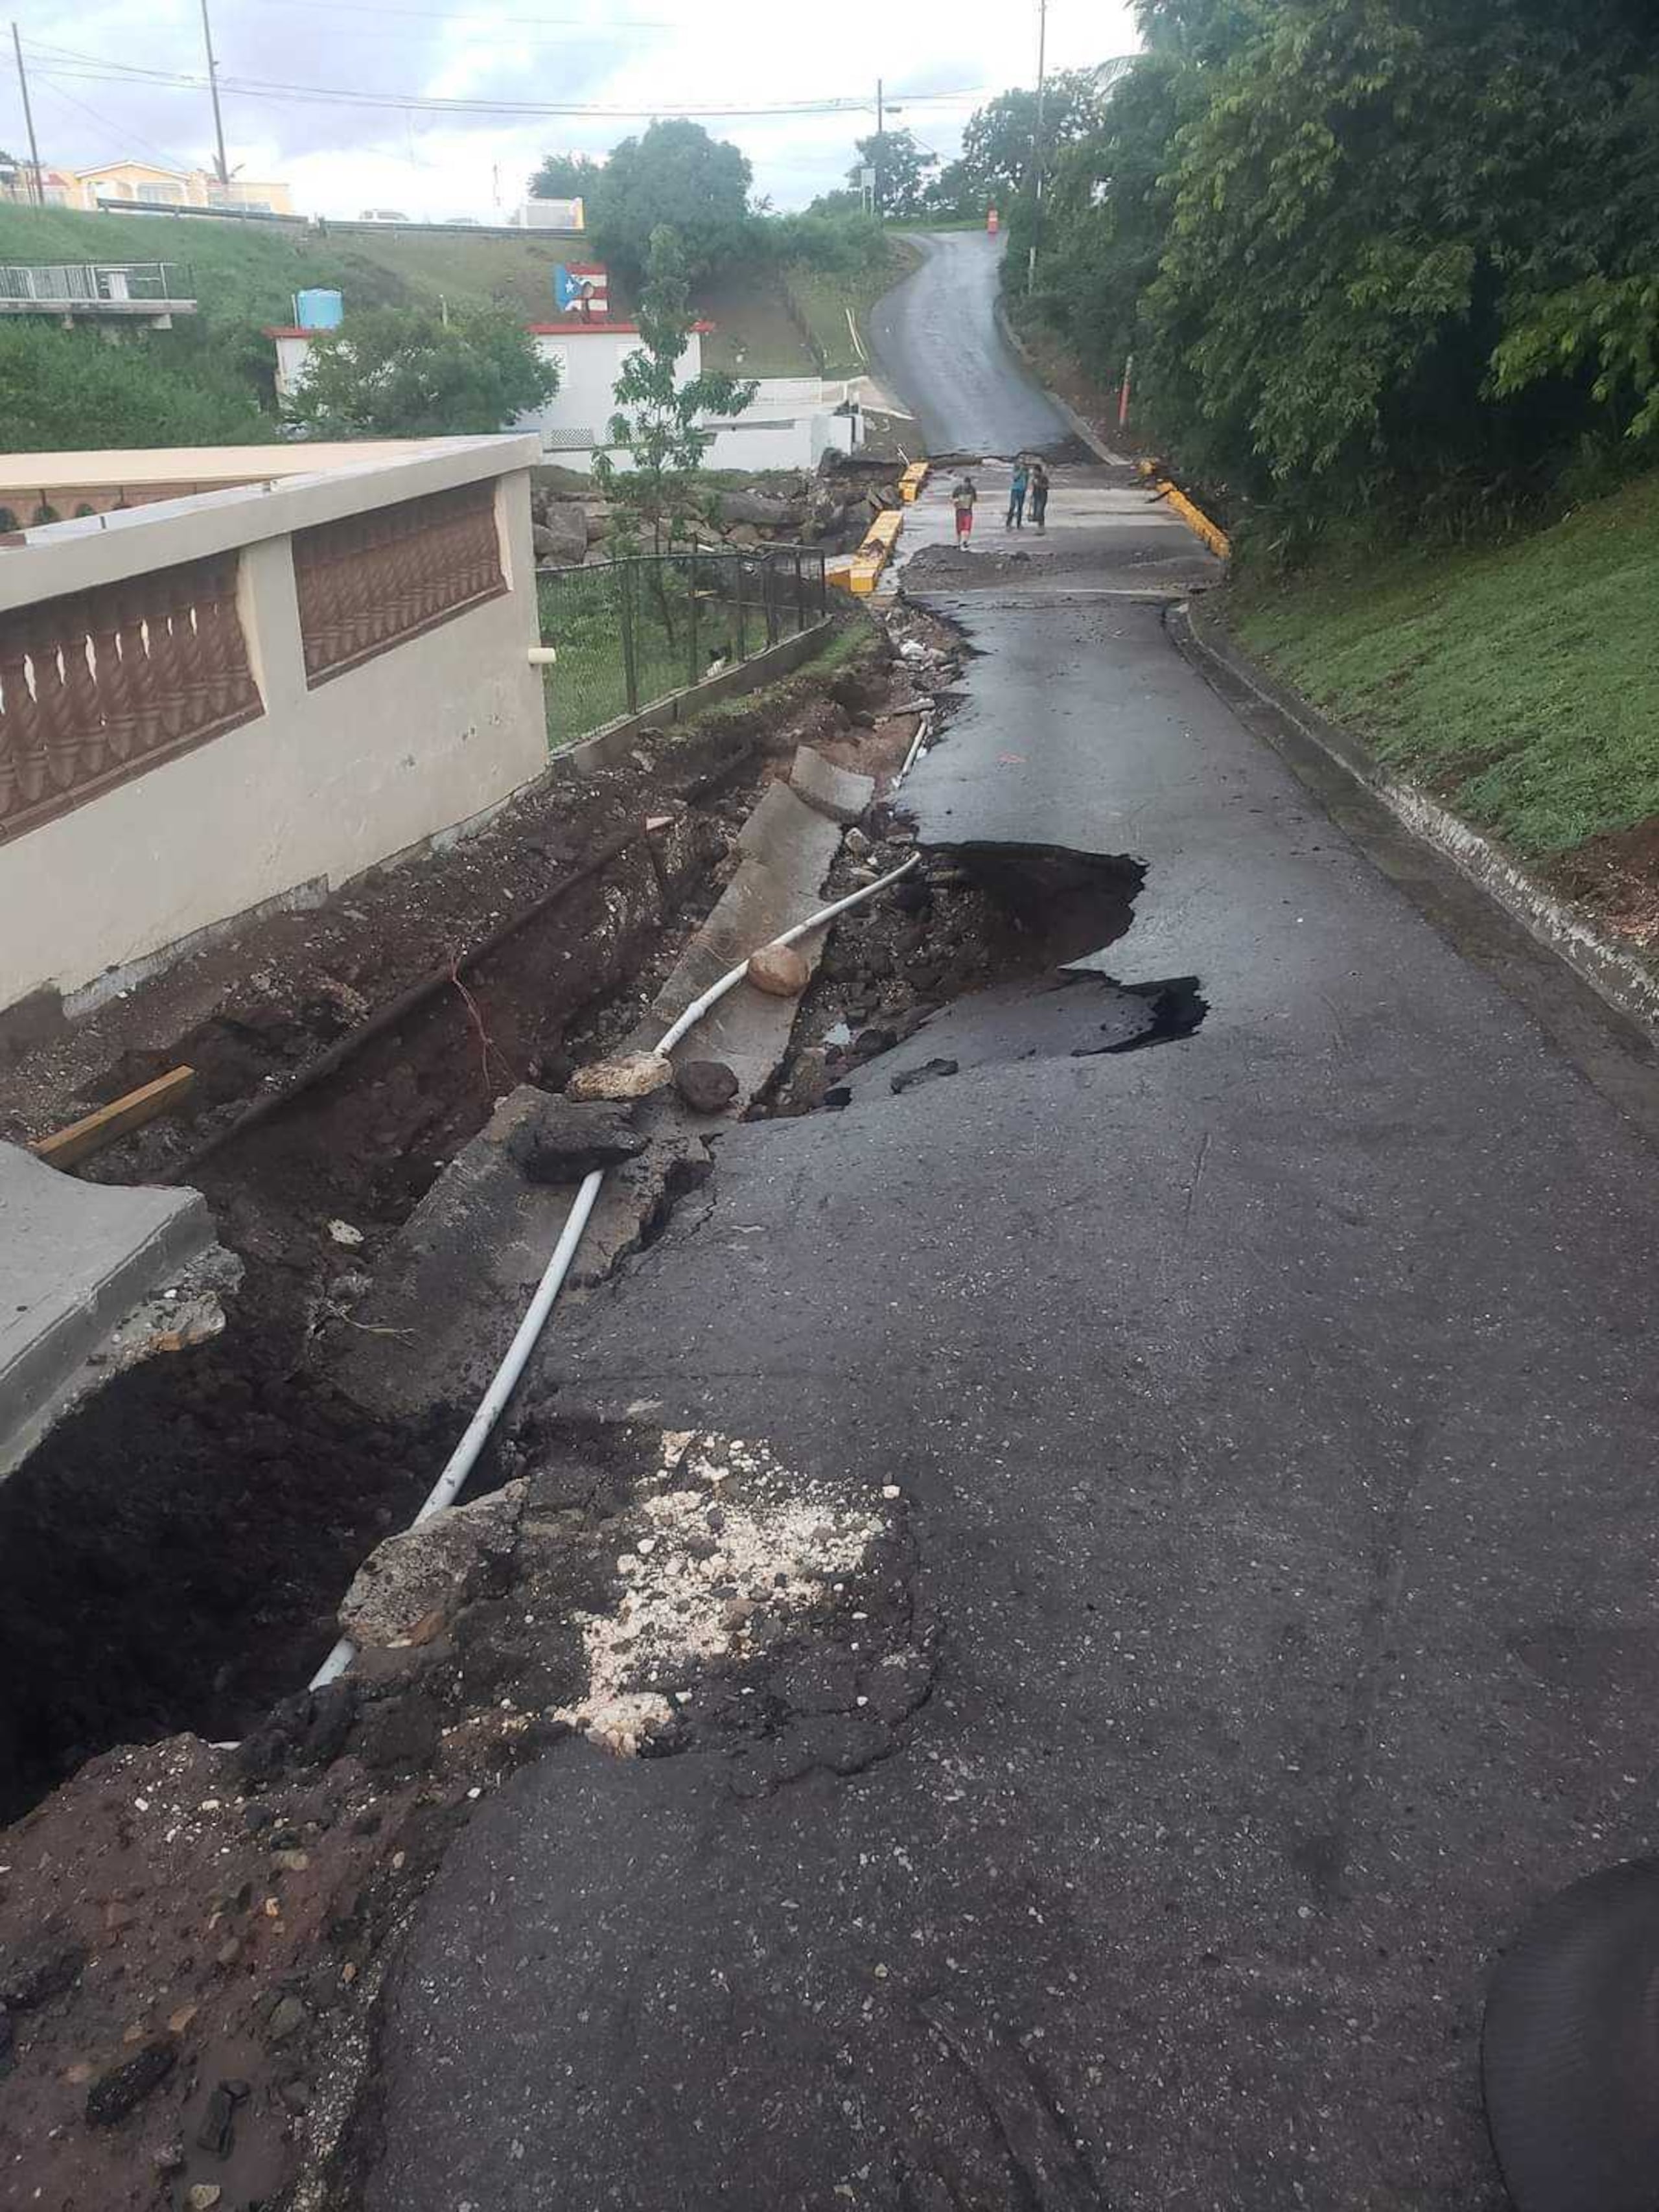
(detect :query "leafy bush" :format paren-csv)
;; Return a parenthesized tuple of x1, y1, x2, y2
(0, 321, 269, 450)
(284, 305, 557, 437)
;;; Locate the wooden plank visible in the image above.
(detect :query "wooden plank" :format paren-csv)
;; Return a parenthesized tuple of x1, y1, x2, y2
(32, 1067, 196, 1172)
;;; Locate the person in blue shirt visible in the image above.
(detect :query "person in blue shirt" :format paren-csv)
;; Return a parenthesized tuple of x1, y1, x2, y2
(1005, 456, 1030, 530)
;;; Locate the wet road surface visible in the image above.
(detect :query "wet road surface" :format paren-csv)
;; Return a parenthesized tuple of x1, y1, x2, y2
(363, 295, 1659, 2210)
(870, 229, 1074, 456)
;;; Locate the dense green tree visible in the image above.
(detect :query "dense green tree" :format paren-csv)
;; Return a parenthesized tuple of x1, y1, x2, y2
(284, 305, 557, 437)
(846, 130, 936, 220)
(586, 121, 753, 285)
(528, 151, 603, 204)
(1023, 0, 1659, 542)
(958, 73, 1109, 205)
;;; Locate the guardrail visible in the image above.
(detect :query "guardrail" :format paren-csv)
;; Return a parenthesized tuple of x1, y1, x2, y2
(537, 546, 829, 747)
(0, 261, 196, 305)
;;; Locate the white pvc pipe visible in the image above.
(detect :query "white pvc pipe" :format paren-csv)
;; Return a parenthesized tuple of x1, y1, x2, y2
(654, 852, 921, 1060)
(309, 849, 921, 1693)
(310, 1167, 605, 1688)
(896, 712, 933, 786)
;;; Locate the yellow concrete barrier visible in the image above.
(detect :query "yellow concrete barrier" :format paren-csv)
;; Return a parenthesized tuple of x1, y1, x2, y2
(1159, 482, 1231, 561)
(832, 502, 907, 596)
(899, 461, 930, 504)
(1137, 460, 1231, 560)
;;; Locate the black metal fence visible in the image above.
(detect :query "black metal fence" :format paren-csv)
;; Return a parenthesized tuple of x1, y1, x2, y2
(537, 546, 830, 749)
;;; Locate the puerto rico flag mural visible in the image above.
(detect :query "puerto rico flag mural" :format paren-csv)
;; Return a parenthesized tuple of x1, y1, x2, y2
(553, 263, 609, 320)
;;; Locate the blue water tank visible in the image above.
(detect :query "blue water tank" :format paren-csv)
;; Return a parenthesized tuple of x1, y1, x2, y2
(295, 287, 344, 331)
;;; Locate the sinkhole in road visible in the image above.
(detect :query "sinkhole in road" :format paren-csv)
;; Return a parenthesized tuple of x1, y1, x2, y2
(759, 834, 1208, 1114)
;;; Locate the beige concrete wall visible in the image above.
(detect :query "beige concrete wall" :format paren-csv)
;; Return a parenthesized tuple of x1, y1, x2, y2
(1, 441, 548, 1014)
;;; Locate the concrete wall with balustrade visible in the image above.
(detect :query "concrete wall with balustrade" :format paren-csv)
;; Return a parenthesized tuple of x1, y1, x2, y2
(0, 436, 546, 1016)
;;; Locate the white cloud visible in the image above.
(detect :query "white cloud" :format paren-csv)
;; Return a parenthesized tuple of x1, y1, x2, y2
(17, 0, 1139, 219)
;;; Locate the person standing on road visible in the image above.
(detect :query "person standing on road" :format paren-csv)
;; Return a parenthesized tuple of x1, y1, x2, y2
(1029, 460, 1050, 535)
(1006, 456, 1030, 531)
(951, 474, 978, 546)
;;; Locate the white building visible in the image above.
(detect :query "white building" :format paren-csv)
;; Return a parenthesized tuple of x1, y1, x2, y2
(270, 314, 863, 475)
(515, 197, 585, 231)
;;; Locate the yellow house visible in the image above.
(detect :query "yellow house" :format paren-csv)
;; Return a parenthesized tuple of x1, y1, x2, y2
(72, 160, 296, 216)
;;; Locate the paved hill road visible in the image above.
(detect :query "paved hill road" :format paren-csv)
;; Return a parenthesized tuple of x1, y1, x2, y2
(363, 251, 1659, 2208)
(870, 229, 1074, 455)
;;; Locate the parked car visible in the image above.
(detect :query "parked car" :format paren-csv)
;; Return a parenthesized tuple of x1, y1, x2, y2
(358, 207, 410, 223)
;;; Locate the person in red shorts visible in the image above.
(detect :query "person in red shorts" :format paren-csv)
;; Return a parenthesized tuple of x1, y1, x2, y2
(951, 473, 978, 545)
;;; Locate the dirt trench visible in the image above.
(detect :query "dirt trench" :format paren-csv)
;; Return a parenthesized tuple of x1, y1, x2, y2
(0, 633, 932, 1826)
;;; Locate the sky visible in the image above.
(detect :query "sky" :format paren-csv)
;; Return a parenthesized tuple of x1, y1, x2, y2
(7, 0, 1141, 220)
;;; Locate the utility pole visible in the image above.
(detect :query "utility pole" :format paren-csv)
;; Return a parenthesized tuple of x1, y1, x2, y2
(874, 76, 883, 218)
(10, 23, 42, 209)
(200, 0, 231, 192)
(1027, 0, 1048, 290)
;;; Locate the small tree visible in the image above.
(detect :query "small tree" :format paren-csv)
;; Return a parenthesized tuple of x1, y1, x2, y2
(593, 225, 756, 556)
(285, 305, 557, 439)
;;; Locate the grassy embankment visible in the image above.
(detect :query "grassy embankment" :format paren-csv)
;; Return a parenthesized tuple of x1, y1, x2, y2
(1233, 472, 1659, 937)
(0, 208, 912, 443)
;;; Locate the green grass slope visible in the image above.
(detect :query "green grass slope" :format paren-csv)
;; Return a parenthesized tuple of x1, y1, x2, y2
(1233, 474, 1659, 860)
(0, 205, 577, 325)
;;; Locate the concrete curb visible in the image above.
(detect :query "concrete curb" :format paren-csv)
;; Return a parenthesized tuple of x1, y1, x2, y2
(0, 1145, 220, 1475)
(1173, 595, 1659, 1045)
(992, 297, 1121, 465)
(559, 621, 836, 775)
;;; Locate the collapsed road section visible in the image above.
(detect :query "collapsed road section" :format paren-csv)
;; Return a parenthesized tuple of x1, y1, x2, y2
(0, 570, 1231, 2212)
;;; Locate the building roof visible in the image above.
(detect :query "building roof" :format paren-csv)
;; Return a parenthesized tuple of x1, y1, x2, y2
(266, 320, 715, 340)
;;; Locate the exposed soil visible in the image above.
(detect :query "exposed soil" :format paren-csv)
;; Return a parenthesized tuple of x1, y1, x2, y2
(1547, 815, 1659, 952)
(0, 1412, 933, 2212)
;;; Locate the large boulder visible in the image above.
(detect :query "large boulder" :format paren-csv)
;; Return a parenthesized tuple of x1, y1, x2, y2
(717, 489, 808, 531)
(533, 504, 589, 566)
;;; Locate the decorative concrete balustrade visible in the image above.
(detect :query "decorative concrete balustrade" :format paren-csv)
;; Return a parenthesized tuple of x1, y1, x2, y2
(0, 436, 546, 1017)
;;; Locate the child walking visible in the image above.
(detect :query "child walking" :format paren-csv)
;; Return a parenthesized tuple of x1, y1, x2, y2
(951, 474, 978, 546)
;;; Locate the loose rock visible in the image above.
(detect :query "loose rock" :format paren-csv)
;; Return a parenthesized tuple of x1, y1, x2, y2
(86, 2036, 177, 2126)
(1, 1935, 87, 2011)
(675, 1060, 740, 1114)
(507, 1095, 649, 1180)
(747, 944, 811, 998)
(340, 1482, 526, 1649)
(891, 1058, 960, 1096)
(567, 1051, 675, 1102)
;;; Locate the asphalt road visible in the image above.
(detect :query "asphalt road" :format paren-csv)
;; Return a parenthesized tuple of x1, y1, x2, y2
(364, 293, 1659, 2208)
(869, 229, 1074, 456)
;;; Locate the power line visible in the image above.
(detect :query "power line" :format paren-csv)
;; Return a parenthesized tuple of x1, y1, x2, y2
(24, 42, 986, 121)
(28, 69, 195, 169)
(226, 0, 686, 28)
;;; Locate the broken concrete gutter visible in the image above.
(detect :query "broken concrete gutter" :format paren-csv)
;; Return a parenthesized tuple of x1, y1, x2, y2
(310, 841, 922, 1691)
